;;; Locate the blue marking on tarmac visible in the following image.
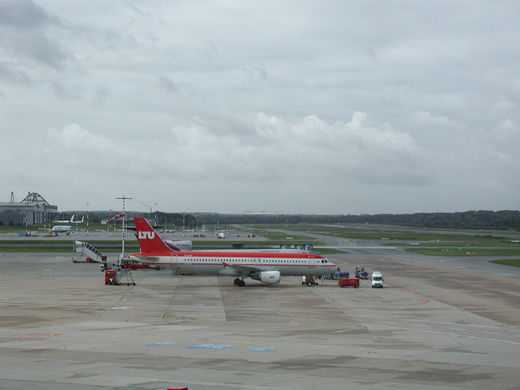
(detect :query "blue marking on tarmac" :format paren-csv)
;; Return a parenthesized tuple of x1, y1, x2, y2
(249, 346, 277, 352)
(146, 342, 176, 347)
(186, 344, 235, 350)
(496, 272, 516, 277)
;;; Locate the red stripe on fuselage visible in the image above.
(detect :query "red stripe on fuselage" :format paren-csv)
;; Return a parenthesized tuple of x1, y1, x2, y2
(132, 250, 325, 259)
(137, 261, 335, 268)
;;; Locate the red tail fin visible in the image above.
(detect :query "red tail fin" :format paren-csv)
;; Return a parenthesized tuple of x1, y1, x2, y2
(134, 217, 172, 253)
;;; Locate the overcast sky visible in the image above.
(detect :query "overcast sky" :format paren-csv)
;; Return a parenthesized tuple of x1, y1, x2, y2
(1, 0, 519, 214)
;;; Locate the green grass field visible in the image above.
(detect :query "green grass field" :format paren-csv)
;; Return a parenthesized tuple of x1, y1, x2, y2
(254, 230, 317, 241)
(0, 244, 137, 253)
(0, 238, 326, 253)
(2, 222, 517, 256)
(313, 248, 344, 255)
(405, 248, 520, 256)
(387, 239, 520, 247)
(0, 222, 109, 232)
(254, 223, 520, 248)
(265, 223, 520, 236)
(489, 259, 520, 268)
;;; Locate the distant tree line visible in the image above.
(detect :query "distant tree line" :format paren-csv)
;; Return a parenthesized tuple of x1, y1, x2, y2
(69, 210, 520, 230)
(75, 211, 197, 229)
(331, 210, 520, 230)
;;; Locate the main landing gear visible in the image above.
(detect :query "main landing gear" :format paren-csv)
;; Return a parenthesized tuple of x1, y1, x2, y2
(234, 278, 246, 287)
(302, 275, 318, 287)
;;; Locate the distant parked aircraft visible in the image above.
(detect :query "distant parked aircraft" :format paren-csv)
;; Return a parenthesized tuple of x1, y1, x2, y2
(70, 215, 84, 224)
(51, 214, 84, 224)
(52, 214, 75, 223)
(49, 225, 73, 235)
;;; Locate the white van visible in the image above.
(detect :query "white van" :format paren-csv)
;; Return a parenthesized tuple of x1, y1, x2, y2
(371, 271, 384, 288)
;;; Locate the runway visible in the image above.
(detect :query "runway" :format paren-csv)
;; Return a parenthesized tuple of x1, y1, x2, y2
(0, 249, 519, 389)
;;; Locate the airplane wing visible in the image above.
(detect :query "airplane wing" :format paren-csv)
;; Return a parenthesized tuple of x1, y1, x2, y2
(132, 255, 160, 262)
(222, 262, 266, 277)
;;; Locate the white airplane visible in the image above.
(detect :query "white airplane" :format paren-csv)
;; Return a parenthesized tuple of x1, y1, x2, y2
(49, 225, 73, 235)
(52, 214, 75, 223)
(51, 214, 84, 224)
(131, 217, 336, 286)
(70, 215, 85, 224)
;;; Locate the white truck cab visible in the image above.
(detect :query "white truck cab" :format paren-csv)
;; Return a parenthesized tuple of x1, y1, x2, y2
(371, 271, 384, 288)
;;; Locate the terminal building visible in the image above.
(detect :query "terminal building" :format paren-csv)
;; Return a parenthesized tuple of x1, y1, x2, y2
(0, 192, 58, 226)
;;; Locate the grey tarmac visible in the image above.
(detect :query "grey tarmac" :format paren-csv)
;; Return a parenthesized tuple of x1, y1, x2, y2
(0, 247, 519, 389)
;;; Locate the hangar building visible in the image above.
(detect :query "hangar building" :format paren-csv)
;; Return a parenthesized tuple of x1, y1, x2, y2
(0, 192, 58, 226)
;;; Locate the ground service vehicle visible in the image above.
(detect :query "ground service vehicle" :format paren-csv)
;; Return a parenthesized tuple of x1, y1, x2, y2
(338, 278, 360, 288)
(325, 270, 349, 280)
(371, 271, 384, 288)
(105, 270, 119, 285)
(355, 267, 369, 279)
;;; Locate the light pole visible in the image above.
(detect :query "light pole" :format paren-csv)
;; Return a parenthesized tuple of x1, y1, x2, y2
(86, 202, 89, 232)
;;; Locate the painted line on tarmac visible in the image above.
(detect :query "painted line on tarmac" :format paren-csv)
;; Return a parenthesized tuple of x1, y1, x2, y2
(375, 323, 520, 346)
(496, 272, 517, 277)
(391, 287, 430, 305)
(146, 341, 176, 347)
(13, 337, 47, 341)
(186, 344, 235, 350)
(13, 333, 62, 341)
(249, 346, 277, 352)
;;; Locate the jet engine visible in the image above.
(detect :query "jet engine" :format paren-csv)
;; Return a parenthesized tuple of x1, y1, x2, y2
(258, 270, 281, 285)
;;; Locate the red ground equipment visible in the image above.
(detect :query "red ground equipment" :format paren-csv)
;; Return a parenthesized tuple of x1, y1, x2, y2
(105, 270, 119, 285)
(338, 278, 360, 288)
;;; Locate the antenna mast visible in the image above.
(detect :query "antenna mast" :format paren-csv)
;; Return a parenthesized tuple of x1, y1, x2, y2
(116, 195, 132, 257)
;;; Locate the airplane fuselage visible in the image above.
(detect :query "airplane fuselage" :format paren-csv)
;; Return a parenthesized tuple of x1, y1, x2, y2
(51, 225, 72, 233)
(131, 250, 335, 277)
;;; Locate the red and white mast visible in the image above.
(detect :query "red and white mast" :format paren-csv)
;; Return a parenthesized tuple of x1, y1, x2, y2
(116, 195, 132, 257)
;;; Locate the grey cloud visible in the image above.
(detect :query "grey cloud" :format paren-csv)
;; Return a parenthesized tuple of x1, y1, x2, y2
(1, 1, 519, 213)
(0, 62, 31, 84)
(90, 86, 110, 107)
(0, 0, 66, 68)
(165, 112, 429, 188)
(158, 76, 180, 94)
(0, 0, 49, 29)
(21, 33, 66, 68)
(52, 81, 82, 100)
